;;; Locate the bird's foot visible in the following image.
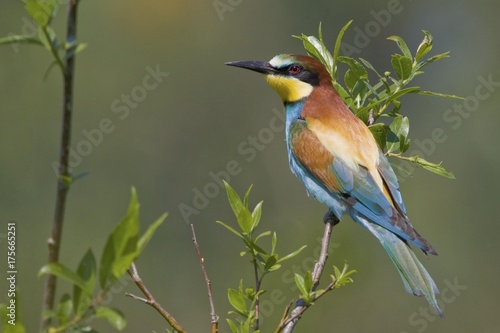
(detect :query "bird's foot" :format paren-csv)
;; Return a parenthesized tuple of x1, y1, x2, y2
(323, 209, 340, 226)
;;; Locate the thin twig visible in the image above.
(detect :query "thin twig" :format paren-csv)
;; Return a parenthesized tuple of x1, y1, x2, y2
(40, 1, 79, 330)
(190, 224, 219, 333)
(278, 217, 337, 333)
(127, 263, 187, 333)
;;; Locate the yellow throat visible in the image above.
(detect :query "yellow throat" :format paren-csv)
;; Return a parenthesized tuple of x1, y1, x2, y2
(265, 75, 313, 103)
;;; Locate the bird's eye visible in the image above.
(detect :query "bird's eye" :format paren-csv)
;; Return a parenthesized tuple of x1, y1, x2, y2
(288, 64, 302, 75)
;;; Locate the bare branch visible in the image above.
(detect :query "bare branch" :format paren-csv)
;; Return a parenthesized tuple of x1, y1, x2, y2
(190, 224, 219, 333)
(127, 263, 187, 333)
(278, 215, 338, 333)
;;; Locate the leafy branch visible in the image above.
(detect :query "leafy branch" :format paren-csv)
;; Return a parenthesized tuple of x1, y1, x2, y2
(1, 1, 88, 330)
(217, 182, 307, 333)
(36, 188, 166, 332)
(275, 213, 355, 333)
(277, 264, 356, 333)
(295, 21, 459, 179)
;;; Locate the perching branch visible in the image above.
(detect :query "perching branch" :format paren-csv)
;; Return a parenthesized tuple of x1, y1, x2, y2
(190, 224, 219, 333)
(40, 0, 79, 330)
(126, 263, 187, 333)
(277, 213, 339, 333)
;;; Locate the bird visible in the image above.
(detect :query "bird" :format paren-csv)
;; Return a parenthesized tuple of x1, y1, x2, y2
(226, 54, 443, 317)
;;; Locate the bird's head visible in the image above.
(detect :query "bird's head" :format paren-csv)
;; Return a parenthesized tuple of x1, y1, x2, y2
(226, 54, 331, 103)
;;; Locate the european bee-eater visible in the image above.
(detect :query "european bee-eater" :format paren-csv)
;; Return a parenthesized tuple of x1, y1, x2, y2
(226, 54, 443, 317)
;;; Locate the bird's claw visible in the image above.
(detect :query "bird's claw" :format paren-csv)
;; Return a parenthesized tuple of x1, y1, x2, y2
(323, 209, 340, 226)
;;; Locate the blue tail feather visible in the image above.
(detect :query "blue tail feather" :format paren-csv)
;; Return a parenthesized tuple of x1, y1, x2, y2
(351, 212, 444, 318)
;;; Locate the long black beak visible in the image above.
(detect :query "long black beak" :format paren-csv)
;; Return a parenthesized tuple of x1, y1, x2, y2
(225, 60, 278, 75)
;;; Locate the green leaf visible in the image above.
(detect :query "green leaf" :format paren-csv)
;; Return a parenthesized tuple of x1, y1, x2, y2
(304, 34, 333, 74)
(95, 306, 127, 330)
(391, 54, 413, 81)
(415, 30, 433, 63)
(237, 206, 253, 235)
(251, 201, 263, 230)
(387, 86, 421, 103)
(411, 156, 455, 179)
(228, 289, 247, 315)
(99, 187, 140, 288)
(243, 184, 253, 207)
(264, 255, 278, 271)
(331, 263, 357, 288)
(227, 318, 239, 333)
(304, 271, 313, 293)
(224, 181, 245, 219)
(359, 57, 385, 82)
(57, 294, 72, 325)
(25, 0, 57, 27)
(339, 56, 369, 102)
(419, 51, 450, 69)
(278, 245, 307, 263)
(271, 232, 277, 255)
(332, 20, 353, 80)
(39, 263, 88, 292)
(217, 220, 244, 239)
(338, 56, 368, 79)
(387, 115, 410, 153)
(0, 34, 42, 46)
(137, 212, 167, 254)
(73, 249, 96, 314)
(294, 24, 335, 79)
(417, 90, 464, 100)
(294, 273, 308, 297)
(369, 123, 389, 151)
(222, 182, 259, 234)
(387, 35, 412, 59)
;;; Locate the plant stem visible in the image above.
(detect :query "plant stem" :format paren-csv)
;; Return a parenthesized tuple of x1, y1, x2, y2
(126, 263, 188, 333)
(40, 1, 79, 330)
(253, 258, 262, 330)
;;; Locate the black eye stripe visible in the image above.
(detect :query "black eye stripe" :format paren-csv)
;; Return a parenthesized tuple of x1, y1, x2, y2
(276, 65, 319, 86)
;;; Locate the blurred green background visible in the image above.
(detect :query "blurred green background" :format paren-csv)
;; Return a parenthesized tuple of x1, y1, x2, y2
(1, 0, 499, 332)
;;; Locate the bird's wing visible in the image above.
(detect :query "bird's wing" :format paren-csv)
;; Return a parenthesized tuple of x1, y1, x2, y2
(376, 150, 407, 215)
(289, 117, 436, 254)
